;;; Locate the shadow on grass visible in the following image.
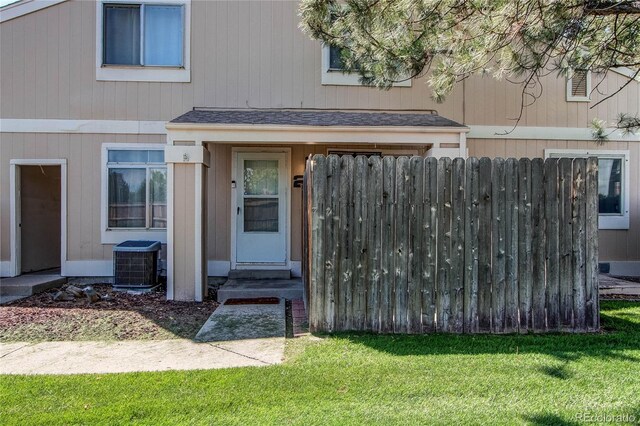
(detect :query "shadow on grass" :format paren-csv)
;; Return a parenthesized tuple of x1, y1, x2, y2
(316, 301, 640, 366)
(522, 413, 581, 426)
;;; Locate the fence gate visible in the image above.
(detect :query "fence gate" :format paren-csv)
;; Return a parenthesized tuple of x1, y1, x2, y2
(302, 155, 599, 334)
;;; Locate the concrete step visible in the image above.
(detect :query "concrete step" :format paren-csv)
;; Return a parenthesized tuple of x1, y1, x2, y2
(228, 269, 291, 280)
(0, 275, 67, 296)
(217, 278, 302, 303)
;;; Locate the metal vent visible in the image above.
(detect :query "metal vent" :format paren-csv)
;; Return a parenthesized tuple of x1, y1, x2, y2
(571, 70, 588, 97)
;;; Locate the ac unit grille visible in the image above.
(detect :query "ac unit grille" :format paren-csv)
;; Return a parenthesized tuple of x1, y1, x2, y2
(113, 251, 158, 288)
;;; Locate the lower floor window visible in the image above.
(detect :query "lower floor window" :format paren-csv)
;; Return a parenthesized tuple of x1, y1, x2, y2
(106, 147, 167, 230)
(546, 149, 630, 230)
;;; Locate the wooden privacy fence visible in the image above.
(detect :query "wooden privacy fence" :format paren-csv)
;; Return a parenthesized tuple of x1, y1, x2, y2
(302, 155, 600, 334)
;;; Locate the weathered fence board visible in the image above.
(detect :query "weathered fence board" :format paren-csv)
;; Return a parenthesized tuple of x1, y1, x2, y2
(573, 158, 587, 331)
(463, 157, 479, 333)
(380, 156, 396, 333)
(491, 158, 506, 333)
(517, 159, 532, 332)
(545, 158, 560, 331)
(504, 158, 519, 333)
(478, 157, 493, 333)
(306, 155, 600, 334)
(351, 156, 368, 330)
(559, 158, 573, 330)
(531, 159, 546, 332)
(366, 156, 382, 331)
(422, 158, 438, 332)
(407, 157, 424, 334)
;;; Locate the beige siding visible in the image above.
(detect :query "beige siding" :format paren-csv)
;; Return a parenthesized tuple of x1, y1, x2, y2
(2, 1, 637, 126)
(0, 1, 464, 121)
(0, 132, 164, 262)
(468, 138, 640, 261)
(464, 71, 640, 127)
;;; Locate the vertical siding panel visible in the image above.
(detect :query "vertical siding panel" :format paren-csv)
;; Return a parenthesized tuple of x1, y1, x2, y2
(57, 1, 70, 119)
(1, 21, 14, 117)
(34, 11, 48, 118)
(225, 1, 239, 108)
(23, 15, 37, 118)
(191, 0, 206, 108)
(46, 6, 60, 118)
(236, 1, 250, 107)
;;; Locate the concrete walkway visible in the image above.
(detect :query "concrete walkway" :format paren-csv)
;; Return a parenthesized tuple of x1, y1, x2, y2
(600, 274, 640, 297)
(0, 338, 285, 375)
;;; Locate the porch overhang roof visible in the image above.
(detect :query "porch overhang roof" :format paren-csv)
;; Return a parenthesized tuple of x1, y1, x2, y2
(166, 109, 469, 146)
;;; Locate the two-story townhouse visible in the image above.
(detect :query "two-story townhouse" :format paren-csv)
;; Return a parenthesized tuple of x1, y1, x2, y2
(1, 0, 638, 301)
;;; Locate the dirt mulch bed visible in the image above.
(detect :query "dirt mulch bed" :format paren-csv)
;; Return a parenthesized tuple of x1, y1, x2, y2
(0, 285, 218, 342)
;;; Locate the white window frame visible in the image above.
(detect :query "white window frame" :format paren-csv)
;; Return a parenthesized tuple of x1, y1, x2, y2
(96, 0, 191, 82)
(101, 143, 168, 244)
(566, 69, 591, 102)
(545, 149, 630, 230)
(321, 44, 412, 87)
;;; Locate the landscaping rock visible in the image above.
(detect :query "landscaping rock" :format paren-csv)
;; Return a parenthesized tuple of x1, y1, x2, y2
(53, 291, 75, 302)
(65, 285, 84, 297)
(84, 287, 100, 303)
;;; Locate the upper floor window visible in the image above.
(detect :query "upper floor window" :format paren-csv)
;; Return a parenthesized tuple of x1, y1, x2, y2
(321, 44, 411, 87)
(96, 0, 191, 82)
(101, 144, 168, 244)
(103, 3, 184, 67)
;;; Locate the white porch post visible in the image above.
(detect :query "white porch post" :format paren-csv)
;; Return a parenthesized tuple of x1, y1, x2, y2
(165, 139, 210, 302)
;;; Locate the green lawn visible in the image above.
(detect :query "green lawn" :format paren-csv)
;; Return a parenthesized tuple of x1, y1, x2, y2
(1, 301, 639, 425)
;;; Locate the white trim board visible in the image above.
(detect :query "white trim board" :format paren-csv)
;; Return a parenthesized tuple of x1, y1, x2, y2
(0, 0, 67, 23)
(468, 125, 640, 142)
(64, 260, 112, 277)
(0, 261, 11, 277)
(0, 119, 167, 134)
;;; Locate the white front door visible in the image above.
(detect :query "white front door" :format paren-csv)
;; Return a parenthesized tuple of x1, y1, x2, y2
(235, 152, 288, 265)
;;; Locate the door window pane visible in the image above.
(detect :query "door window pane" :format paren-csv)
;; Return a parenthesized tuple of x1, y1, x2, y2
(144, 5, 184, 66)
(108, 168, 146, 228)
(244, 160, 279, 195)
(103, 4, 141, 65)
(598, 158, 622, 214)
(150, 168, 167, 228)
(244, 198, 278, 232)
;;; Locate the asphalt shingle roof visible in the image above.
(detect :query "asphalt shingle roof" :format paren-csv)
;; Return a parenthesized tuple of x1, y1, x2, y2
(170, 109, 465, 128)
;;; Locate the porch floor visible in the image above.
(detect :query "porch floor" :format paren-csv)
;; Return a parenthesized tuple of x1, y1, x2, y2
(217, 278, 303, 303)
(0, 271, 67, 304)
